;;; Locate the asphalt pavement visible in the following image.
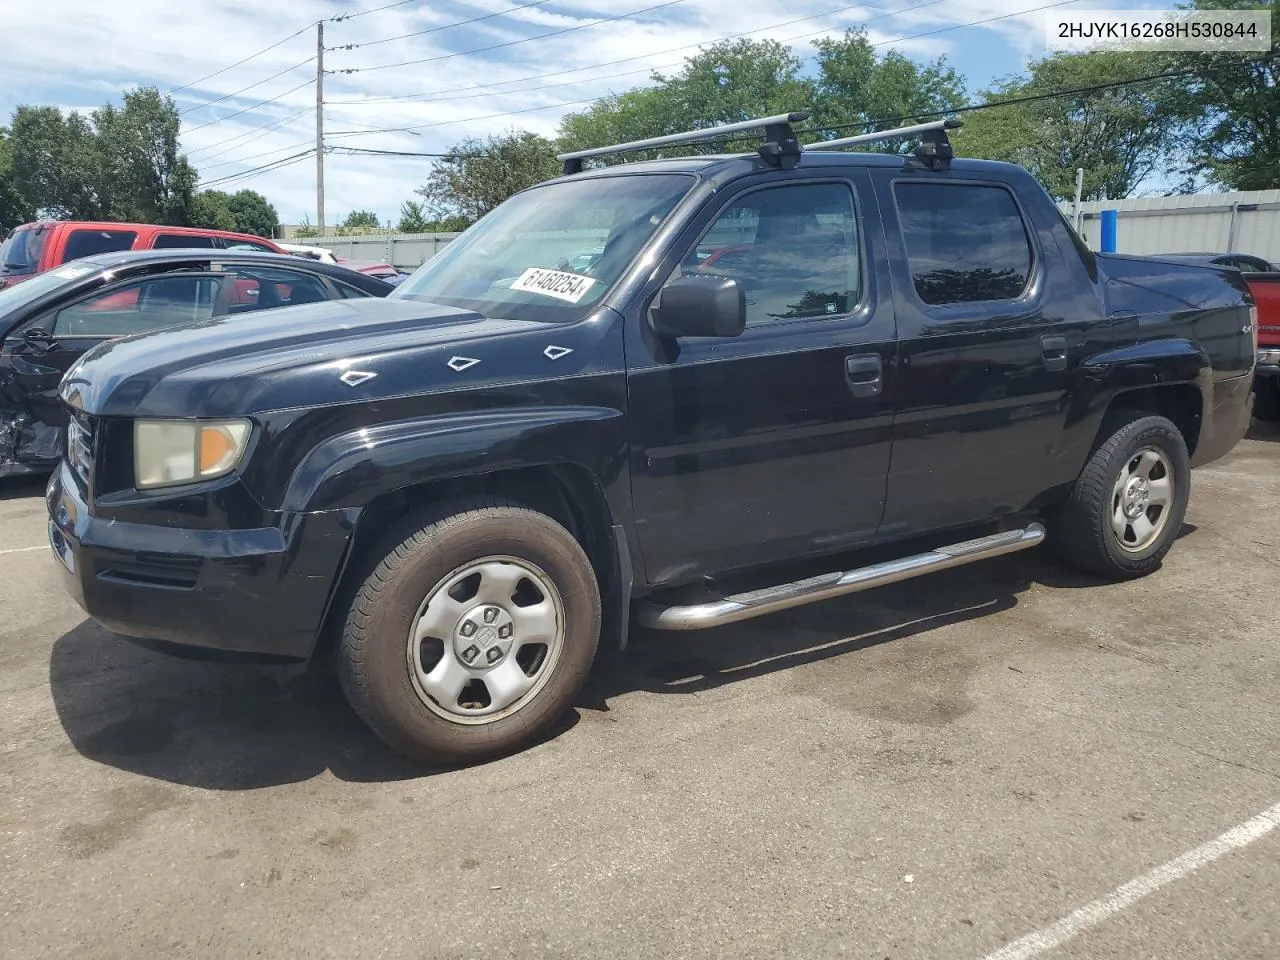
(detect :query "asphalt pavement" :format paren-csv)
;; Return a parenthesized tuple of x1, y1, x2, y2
(2, 424, 1279, 959)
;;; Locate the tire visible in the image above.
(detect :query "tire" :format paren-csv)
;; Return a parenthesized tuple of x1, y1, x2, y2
(1254, 377, 1280, 422)
(1049, 413, 1190, 580)
(338, 499, 601, 765)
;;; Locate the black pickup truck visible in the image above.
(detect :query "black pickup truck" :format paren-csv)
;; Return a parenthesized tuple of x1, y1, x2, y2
(46, 115, 1256, 764)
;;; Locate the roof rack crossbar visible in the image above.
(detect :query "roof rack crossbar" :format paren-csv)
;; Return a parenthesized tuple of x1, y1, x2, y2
(557, 111, 809, 175)
(806, 118, 961, 171)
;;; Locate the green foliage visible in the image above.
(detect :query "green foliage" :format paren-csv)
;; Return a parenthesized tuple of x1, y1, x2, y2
(397, 199, 467, 233)
(190, 188, 278, 236)
(1170, 0, 1279, 190)
(190, 190, 236, 231)
(810, 30, 967, 152)
(340, 209, 382, 230)
(958, 51, 1186, 201)
(558, 39, 811, 159)
(416, 130, 560, 223)
(0, 127, 35, 231)
(8, 87, 195, 223)
(226, 189, 279, 237)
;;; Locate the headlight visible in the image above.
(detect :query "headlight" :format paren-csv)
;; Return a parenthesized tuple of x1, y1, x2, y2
(134, 419, 252, 489)
(1259, 348, 1280, 366)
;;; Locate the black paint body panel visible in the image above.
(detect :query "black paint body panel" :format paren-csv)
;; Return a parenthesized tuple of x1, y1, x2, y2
(47, 152, 1256, 660)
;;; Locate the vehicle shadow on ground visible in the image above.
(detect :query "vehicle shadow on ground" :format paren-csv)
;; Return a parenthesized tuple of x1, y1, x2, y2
(49, 529, 1195, 790)
(0, 475, 47, 501)
(1246, 418, 1280, 442)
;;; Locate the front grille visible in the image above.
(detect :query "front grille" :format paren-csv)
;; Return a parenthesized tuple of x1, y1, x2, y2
(66, 414, 94, 486)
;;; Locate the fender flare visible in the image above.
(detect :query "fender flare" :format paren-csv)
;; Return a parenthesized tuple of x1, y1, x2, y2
(280, 405, 628, 513)
(1067, 337, 1212, 432)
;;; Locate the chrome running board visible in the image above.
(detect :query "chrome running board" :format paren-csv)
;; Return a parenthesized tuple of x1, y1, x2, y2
(637, 523, 1045, 631)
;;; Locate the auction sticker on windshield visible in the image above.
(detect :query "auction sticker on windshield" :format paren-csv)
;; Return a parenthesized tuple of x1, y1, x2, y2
(510, 267, 596, 304)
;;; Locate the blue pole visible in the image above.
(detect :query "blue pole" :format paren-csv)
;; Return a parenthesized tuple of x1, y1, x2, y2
(1100, 209, 1118, 253)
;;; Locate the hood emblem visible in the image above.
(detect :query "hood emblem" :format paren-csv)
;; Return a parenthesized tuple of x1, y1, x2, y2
(340, 370, 377, 387)
(543, 345, 573, 360)
(447, 356, 481, 372)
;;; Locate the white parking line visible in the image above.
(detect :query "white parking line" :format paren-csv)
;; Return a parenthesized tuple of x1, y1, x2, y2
(984, 800, 1280, 960)
(0, 545, 46, 556)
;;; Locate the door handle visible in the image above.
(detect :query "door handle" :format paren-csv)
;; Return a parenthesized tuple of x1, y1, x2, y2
(1040, 335, 1068, 372)
(845, 354, 883, 398)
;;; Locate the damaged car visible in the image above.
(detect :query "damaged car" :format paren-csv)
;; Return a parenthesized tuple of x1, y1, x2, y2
(0, 249, 393, 478)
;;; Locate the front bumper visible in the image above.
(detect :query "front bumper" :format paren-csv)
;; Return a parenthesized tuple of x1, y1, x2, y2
(46, 462, 359, 661)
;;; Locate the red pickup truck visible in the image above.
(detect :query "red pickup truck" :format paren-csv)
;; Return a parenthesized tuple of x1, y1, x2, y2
(1152, 253, 1279, 421)
(0, 220, 285, 289)
(1250, 271, 1280, 420)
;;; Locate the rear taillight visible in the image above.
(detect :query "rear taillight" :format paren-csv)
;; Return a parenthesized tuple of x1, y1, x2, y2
(1250, 305, 1259, 353)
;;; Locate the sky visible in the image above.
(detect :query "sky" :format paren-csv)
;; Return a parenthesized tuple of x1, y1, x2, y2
(0, 0, 1174, 226)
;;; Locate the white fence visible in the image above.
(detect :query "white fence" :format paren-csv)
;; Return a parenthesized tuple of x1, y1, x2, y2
(302, 188, 1280, 273)
(1057, 190, 1280, 262)
(314, 232, 462, 271)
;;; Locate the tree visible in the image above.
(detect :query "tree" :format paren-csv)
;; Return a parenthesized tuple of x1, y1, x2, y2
(810, 30, 967, 151)
(397, 199, 469, 233)
(9, 105, 101, 219)
(226, 189, 279, 237)
(958, 51, 1185, 201)
(416, 130, 560, 224)
(8, 87, 195, 223)
(190, 190, 236, 231)
(557, 39, 814, 158)
(340, 209, 382, 230)
(91, 87, 195, 223)
(0, 128, 35, 231)
(1169, 0, 1279, 191)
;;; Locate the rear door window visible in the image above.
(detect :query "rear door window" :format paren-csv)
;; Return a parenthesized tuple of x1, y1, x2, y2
(52, 274, 219, 337)
(61, 229, 138, 264)
(153, 233, 218, 249)
(894, 182, 1033, 305)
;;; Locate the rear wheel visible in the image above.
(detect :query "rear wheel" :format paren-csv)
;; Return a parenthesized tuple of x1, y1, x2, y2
(1049, 413, 1190, 580)
(338, 501, 601, 765)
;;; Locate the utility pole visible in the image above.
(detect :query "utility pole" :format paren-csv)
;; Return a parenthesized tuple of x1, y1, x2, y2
(316, 21, 326, 237)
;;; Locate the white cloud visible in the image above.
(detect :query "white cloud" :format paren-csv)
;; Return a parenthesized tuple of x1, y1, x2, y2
(0, 0, 1089, 223)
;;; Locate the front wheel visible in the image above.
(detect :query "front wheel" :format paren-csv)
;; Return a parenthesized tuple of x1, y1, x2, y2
(338, 501, 601, 765)
(1049, 414, 1191, 580)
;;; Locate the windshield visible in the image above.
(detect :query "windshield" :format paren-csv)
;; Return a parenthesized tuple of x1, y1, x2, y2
(0, 261, 100, 317)
(0, 225, 48, 276)
(392, 173, 695, 320)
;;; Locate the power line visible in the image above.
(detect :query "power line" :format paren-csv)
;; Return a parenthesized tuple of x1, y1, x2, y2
(331, 0, 691, 75)
(331, 0, 417, 22)
(324, 0, 945, 103)
(186, 108, 312, 160)
(200, 148, 317, 188)
(182, 78, 315, 135)
(178, 56, 315, 116)
(331, 0, 554, 51)
(324, 0, 1083, 141)
(167, 22, 317, 95)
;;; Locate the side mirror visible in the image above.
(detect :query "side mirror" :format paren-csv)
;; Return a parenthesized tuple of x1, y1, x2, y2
(650, 274, 746, 340)
(23, 328, 58, 352)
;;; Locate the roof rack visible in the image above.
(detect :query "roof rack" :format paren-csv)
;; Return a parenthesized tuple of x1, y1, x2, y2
(806, 118, 962, 171)
(556, 111, 809, 175)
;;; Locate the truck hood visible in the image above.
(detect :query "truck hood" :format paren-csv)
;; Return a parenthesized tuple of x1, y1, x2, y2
(60, 297, 559, 418)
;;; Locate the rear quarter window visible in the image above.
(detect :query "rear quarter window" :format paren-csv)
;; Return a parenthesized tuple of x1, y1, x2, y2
(894, 182, 1033, 305)
(153, 233, 218, 249)
(61, 229, 138, 263)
